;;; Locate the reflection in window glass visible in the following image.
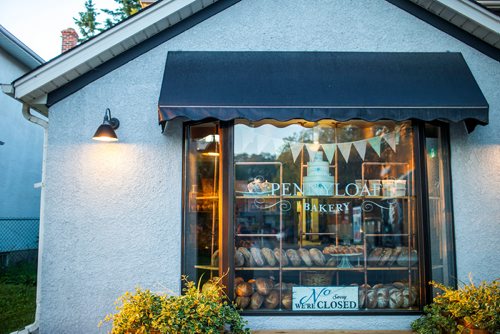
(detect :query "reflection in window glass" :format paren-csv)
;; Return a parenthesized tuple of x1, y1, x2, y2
(232, 120, 421, 312)
(183, 122, 220, 287)
(425, 124, 456, 293)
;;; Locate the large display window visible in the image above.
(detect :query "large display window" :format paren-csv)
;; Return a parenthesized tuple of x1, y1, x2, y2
(182, 119, 455, 314)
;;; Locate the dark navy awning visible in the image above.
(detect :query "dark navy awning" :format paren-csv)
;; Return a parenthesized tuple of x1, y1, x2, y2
(158, 51, 489, 132)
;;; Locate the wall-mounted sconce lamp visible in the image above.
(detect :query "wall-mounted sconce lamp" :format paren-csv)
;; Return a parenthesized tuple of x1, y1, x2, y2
(92, 108, 120, 142)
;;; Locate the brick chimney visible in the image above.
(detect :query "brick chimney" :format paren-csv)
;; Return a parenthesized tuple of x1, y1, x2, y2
(61, 28, 79, 53)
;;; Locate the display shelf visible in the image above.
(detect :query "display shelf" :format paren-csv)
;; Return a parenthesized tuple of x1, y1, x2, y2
(195, 196, 218, 200)
(194, 265, 218, 271)
(232, 266, 418, 271)
(234, 266, 365, 271)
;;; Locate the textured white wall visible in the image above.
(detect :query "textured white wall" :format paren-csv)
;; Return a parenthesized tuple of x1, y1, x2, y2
(41, 0, 500, 332)
(0, 48, 43, 218)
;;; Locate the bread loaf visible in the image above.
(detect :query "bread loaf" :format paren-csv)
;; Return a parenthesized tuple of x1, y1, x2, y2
(238, 247, 255, 267)
(251, 247, 265, 267)
(298, 248, 313, 267)
(376, 287, 389, 308)
(309, 248, 326, 266)
(281, 292, 292, 309)
(235, 296, 250, 309)
(389, 288, 403, 309)
(264, 290, 280, 309)
(402, 287, 417, 308)
(274, 248, 289, 267)
(397, 248, 418, 267)
(250, 292, 264, 309)
(261, 247, 277, 266)
(235, 282, 253, 297)
(234, 249, 245, 267)
(368, 248, 384, 266)
(386, 247, 402, 267)
(234, 276, 244, 286)
(255, 278, 273, 296)
(286, 249, 302, 266)
(377, 248, 393, 267)
(358, 289, 367, 308)
(326, 257, 337, 267)
(366, 289, 377, 308)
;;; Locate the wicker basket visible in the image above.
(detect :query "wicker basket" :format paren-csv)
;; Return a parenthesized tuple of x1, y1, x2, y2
(301, 271, 333, 286)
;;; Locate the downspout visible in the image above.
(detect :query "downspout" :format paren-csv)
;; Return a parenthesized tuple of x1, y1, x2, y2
(21, 103, 48, 334)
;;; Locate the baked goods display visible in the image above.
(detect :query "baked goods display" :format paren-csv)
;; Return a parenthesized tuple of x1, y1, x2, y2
(235, 246, 364, 268)
(234, 277, 298, 310)
(357, 282, 418, 309)
(368, 247, 418, 267)
(322, 245, 364, 255)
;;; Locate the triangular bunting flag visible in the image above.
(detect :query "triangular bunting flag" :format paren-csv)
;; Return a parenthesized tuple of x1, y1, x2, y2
(353, 140, 367, 161)
(272, 138, 284, 154)
(321, 144, 336, 164)
(337, 142, 352, 162)
(289, 142, 304, 163)
(368, 136, 382, 157)
(383, 133, 397, 152)
(305, 143, 321, 161)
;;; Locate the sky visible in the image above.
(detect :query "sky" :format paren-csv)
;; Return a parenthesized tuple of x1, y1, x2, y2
(0, 0, 120, 61)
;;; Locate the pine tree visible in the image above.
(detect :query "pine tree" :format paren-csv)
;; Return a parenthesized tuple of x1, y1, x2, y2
(73, 0, 101, 41)
(101, 0, 142, 29)
(73, 0, 142, 42)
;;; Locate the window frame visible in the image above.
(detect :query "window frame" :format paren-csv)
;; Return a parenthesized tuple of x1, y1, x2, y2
(181, 119, 456, 316)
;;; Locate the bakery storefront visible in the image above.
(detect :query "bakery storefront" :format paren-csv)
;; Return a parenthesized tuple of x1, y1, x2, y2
(159, 52, 488, 314)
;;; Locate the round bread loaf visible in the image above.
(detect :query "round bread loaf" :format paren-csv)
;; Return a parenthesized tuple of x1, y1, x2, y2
(286, 249, 302, 266)
(376, 287, 389, 308)
(274, 248, 289, 267)
(235, 296, 250, 309)
(261, 247, 277, 266)
(385, 247, 402, 267)
(392, 281, 406, 290)
(251, 247, 265, 267)
(255, 278, 273, 296)
(250, 292, 264, 309)
(238, 247, 255, 267)
(326, 257, 337, 267)
(409, 249, 419, 266)
(377, 248, 393, 267)
(358, 289, 367, 308)
(396, 251, 416, 267)
(298, 248, 313, 267)
(234, 249, 245, 267)
(366, 289, 378, 308)
(235, 282, 253, 297)
(309, 248, 326, 266)
(402, 287, 417, 308)
(368, 248, 384, 266)
(372, 283, 385, 289)
(281, 292, 292, 309)
(234, 276, 245, 286)
(389, 288, 403, 309)
(264, 290, 280, 309)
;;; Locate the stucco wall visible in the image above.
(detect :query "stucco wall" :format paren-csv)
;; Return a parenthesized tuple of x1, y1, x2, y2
(0, 47, 43, 219)
(41, 0, 499, 332)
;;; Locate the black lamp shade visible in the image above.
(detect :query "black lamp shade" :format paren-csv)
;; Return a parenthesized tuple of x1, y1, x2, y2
(93, 124, 118, 142)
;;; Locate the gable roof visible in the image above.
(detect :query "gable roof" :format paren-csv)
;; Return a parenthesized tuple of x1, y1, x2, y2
(7, 0, 500, 116)
(0, 25, 44, 69)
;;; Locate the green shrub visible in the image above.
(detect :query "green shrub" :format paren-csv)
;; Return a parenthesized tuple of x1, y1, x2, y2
(100, 276, 250, 334)
(412, 277, 500, 333)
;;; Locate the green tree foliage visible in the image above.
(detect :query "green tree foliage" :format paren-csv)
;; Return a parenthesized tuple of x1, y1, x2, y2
(73, 0, 101, 41)
(74, 0, 142, 42)
(101, 0, 142, 29)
